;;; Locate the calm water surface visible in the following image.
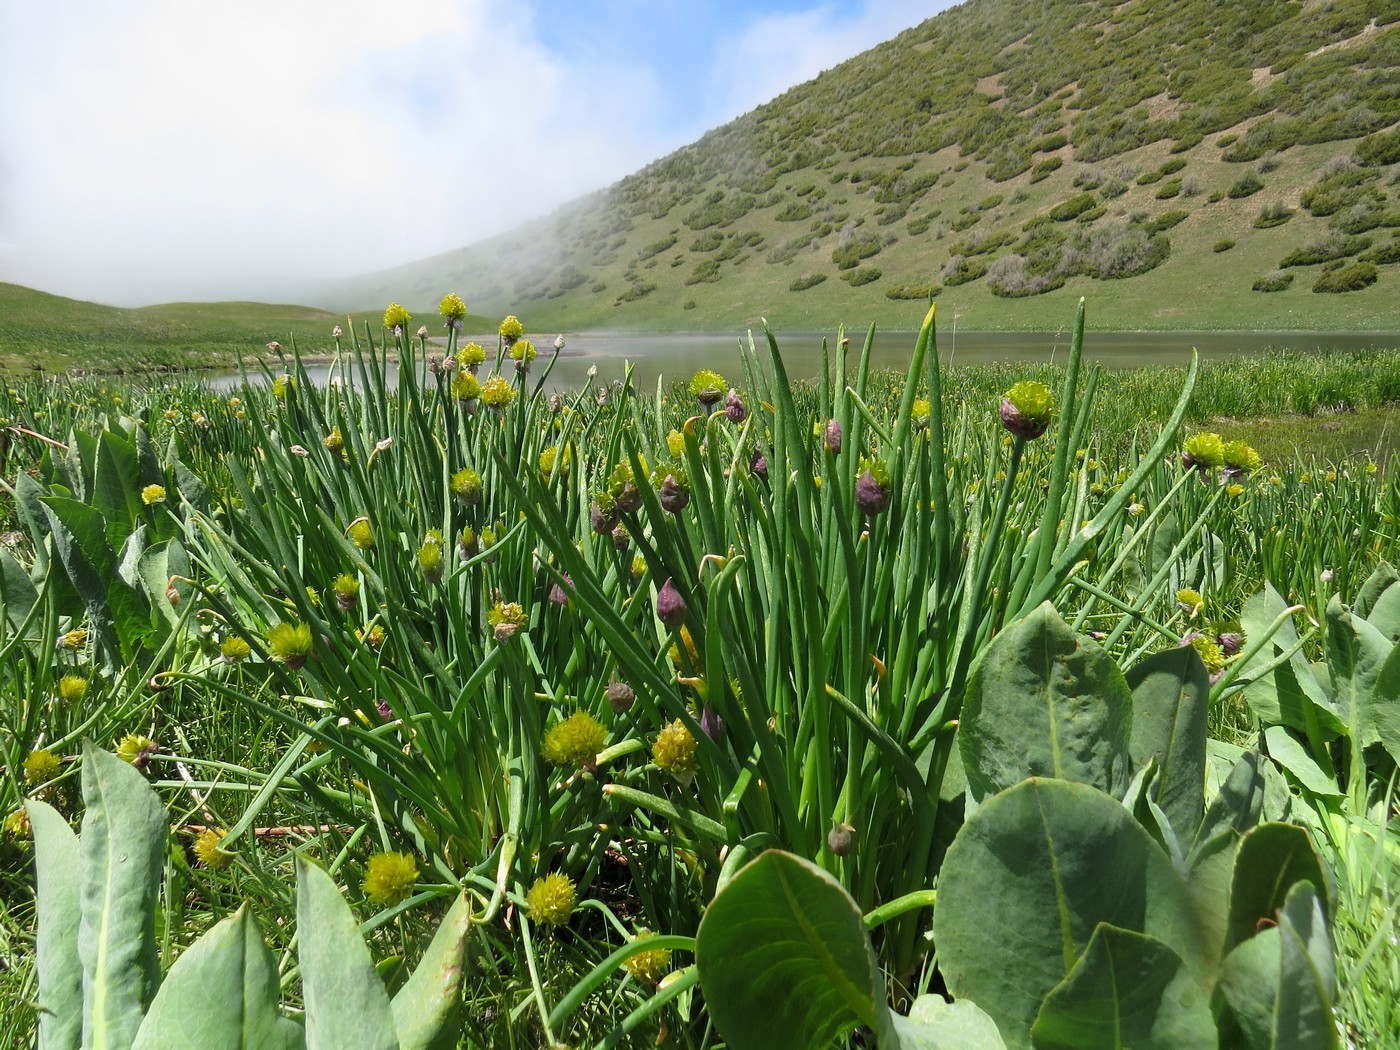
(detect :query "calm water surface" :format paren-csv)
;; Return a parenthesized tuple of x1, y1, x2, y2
(210, 329, 1400, 392)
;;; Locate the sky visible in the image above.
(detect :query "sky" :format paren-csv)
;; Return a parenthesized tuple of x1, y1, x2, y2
(0, 0, 948, 307)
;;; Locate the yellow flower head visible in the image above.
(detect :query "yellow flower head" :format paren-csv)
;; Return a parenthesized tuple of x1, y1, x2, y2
(23, 749, 62, 785)
(57, 628, 87, 652)
(623, 931, 673, 985)
(3, 808, 31, 840)
(116, 733, 158, 767)
(451, 371, 481, 403)
(450, 467, 482, 505)
(347, 518, 375, 550)
(542, 711, 606, 768)
(323, 428, 344, 454)
(358, 624, 387, 649)
(363, 851, 419, 907)
(480, 375, 516, 410)
(457, 342, 487, 369)
(383, 302, 411, 330)
(911, 398, 932, 431)
(1174, 588, 1204, 616)
(1183, 432, 1224, 471)
(267, 622, 314, 669)
(439, 293, 467, 321)
(1188, 634, 1226, 676)
(141, 484, 167, 506)
(666, 429, 686, 459)
(1222, 440, 1262, 476)
(653, 719, 698, 785)
(487, 601, 528, 643)
(57, 674, 89, 705)
(499, 315, 524, 342)
(418, 537, 444, 583)
(509, 338, 537, 364)
(220, 636, 252, 663)
(526, 873, 576, 926)
(194, 827, 233, 870)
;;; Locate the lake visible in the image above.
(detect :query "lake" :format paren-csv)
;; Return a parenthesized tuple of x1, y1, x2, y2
(210, 328, 1400, 393)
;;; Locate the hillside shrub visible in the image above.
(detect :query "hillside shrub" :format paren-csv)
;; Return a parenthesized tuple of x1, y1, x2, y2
(683, 299, 697, 310)
(907, 215, 932, 235)
(1159, 157, 1187, 176)
(1155, 178, 1183, 199)
(977, 193, 1005, 211)
(1252, 272, 1294, 292)
(1227, 172, 1264, 198)
(1253, 202, 1294, 229)
(1301, 169, 1379, 217)
(688, 230, 724, 252)
(877, 203, 908, 226)
(1049, 193, 1098, 221)
(831, 232, 883, 269)
(842, 266, 882, 286)
(638, 236, 677, 261)
(1361, 238, 1400, 265)
(883, 283, 939, 300)
(1030, 156, 1063, 182)
(1213, 239, 1235, 252)
(615, 280, 656, 302)
(1065, 222, 1170, 279)
(1332, 203, 1400, 235)
(776, 202, 813, 222)
(1032, 131, 1069, 152)
(1355, 127, 1400, 167)
(1313, 261, 1378, 293)
(943, 254, 988, 286)
(949, 211, 982, 231)
(1143, 210, 1188, 234)
(1137, 169, 1165, 186)
(1279, 235, 1372, 267)
(789, 272, 827, 291)
(685, 259, 722, 285)
(986, 254, 1066, 297)
(1075, 205, 1107, 223)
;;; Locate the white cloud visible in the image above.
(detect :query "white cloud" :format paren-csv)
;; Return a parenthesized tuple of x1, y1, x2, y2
(0, 1, 940, 306)
(0, 0, 666, 305)
(704, 0, 952, 123)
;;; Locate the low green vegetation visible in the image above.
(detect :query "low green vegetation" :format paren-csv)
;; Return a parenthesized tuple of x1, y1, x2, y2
(2, 301, 1399, 1046)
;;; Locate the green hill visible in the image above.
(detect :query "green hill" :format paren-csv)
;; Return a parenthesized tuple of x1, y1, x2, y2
(338, 0, 1400, 331)
(0, 284, 499, 374)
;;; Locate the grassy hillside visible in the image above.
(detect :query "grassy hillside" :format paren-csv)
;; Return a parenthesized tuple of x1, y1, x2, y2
(338, 0, 1400, 331)
(0, 284, 495, 374)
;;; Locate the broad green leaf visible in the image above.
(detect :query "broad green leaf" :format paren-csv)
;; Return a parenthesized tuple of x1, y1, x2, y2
(79, 741, 168, 1050)
(1354, 561, 1398, 622)
(1369, 643, 1400, 767)
(0, 547, 39, 632)
(391, 891, 472, 1050)
(42, 496, 152, 659)
(696, 850, 885, 1050)
(294, 857, 398, 1050)
(886, 996, 1006, 1049)
(1365, 579, 1400, 644)
(1324, 594, 1391, 747)
(93, 431, 141, 544)
(1238, 587, 1344, 737)
(960, 603, 1132, 806)
(1226, 823, 1333, 954)
(1216, 884, 1338, 1050)
(1192, 751, 1265, 859)
(1187, 830, 1240, 966)
(1262, 727, 1340, 800)
(934, 779, 1209, 1050)
(1126, 647, 1209, 843)
(27, 800, 82, 1050)
(1029, 924, 1215, 1049)
(132, 906, 303, 1050)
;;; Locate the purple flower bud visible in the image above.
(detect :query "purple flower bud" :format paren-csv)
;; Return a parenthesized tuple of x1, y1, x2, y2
(607, 677, 636, 713)
(614, 481, 643, 515)
(823, 419, 843, 455)
(1217, 631, 1244, 656)
(855, 469, 889, 515)
(725, 389, 747, 423)
(657, 578, 687, 627)
(591, 500, 618, 535)
(827, 823, 856, 857)
(548, 574, 572, 606)
(376, 699, 393, 721)
(749, 447, 768, 482)
(659, 473, 690, 513)
(611, 525, 630, 550)
(999, 397, 1049, 441)
(700, 705, 725, 743)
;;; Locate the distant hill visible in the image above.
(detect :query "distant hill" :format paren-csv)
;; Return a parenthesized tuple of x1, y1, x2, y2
(337, 0, 1400, 332)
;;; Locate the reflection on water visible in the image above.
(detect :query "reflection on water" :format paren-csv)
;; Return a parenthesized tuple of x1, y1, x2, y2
(209, 329, 1400, 393)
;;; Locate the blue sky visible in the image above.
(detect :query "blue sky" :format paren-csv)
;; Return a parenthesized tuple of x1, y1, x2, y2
(0, 0, 948, 304)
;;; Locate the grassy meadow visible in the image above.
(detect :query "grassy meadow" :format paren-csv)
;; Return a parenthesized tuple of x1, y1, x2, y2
(1, 298, 1399, 1047)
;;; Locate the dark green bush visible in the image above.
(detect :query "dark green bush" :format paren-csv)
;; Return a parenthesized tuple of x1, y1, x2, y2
(1155, 178, 1183, 199)
(1362, 240, 1400, 265)
(1313, 261, 1378, 293)
(1032, 131, 1069, 153)
(943, 255, 988, 286)
(1301, 169, 1379, 217)
(907, 215, 932, 235)
(831, 233, 883, 269)
(1253, 202, 1294, 229)
(842, 266, 882, 286)
(1144, 210, 1188, 234)
(1049, 193, 1098, 221)
(1213, 239, 1236, 252)
(685, 259, 722, 285)
(1279, 235, 1372, 267)
(683, 300, 697, 310)
(1227, 171, 1264, 198)
(1030, 156, 1063, 182)
(1355, 127, 1400, 167)
(776, 202, 813, 222)
(638, 236, 677, 260)
(1252, 272, 1294, 292)
(884, 283, 939, 300)
(789, 272, 827, 291)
